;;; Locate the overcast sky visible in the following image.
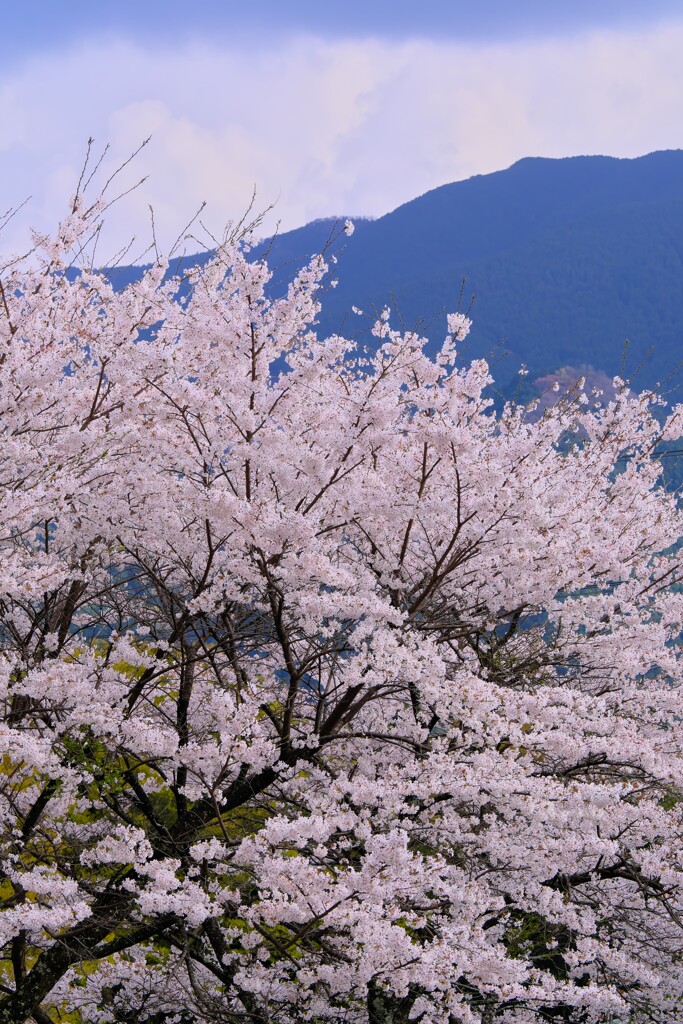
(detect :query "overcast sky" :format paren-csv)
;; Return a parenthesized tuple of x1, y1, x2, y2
(2, 1, 683, 258)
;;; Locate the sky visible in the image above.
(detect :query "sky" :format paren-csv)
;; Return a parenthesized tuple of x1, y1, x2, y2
(2, 0, 683, 259)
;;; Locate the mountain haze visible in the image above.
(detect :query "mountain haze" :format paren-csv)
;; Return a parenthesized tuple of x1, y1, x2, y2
(253, 150, 683, 395)
(107, 150, 683, 396)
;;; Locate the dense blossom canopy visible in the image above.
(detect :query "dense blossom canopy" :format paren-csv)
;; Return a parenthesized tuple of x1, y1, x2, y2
(0, 197, 682, 1024)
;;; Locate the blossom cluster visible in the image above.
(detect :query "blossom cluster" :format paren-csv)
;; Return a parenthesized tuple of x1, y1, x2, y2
(0, 199, 682, 1023)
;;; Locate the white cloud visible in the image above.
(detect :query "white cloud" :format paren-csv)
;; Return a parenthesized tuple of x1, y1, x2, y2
(1, 22, 683, 259)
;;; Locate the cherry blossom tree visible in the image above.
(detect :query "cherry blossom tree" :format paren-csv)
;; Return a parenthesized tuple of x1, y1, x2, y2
(0, 192, 683, 1024)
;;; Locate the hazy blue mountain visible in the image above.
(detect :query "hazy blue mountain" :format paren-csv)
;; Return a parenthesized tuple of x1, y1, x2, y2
(249, 150, 683, 396)
(108, 150, 683, 397)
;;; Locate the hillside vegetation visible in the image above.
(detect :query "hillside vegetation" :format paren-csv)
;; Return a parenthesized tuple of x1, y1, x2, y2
(253, 150, 683, 395)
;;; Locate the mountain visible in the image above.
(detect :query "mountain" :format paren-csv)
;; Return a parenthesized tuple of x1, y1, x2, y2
(249, 150, 683, 397)
(107, 150, 683, 398)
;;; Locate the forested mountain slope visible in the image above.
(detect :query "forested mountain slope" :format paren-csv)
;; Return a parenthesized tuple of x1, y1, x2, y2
(109, 150, 683, 395)
(253, 150, 683, 394)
